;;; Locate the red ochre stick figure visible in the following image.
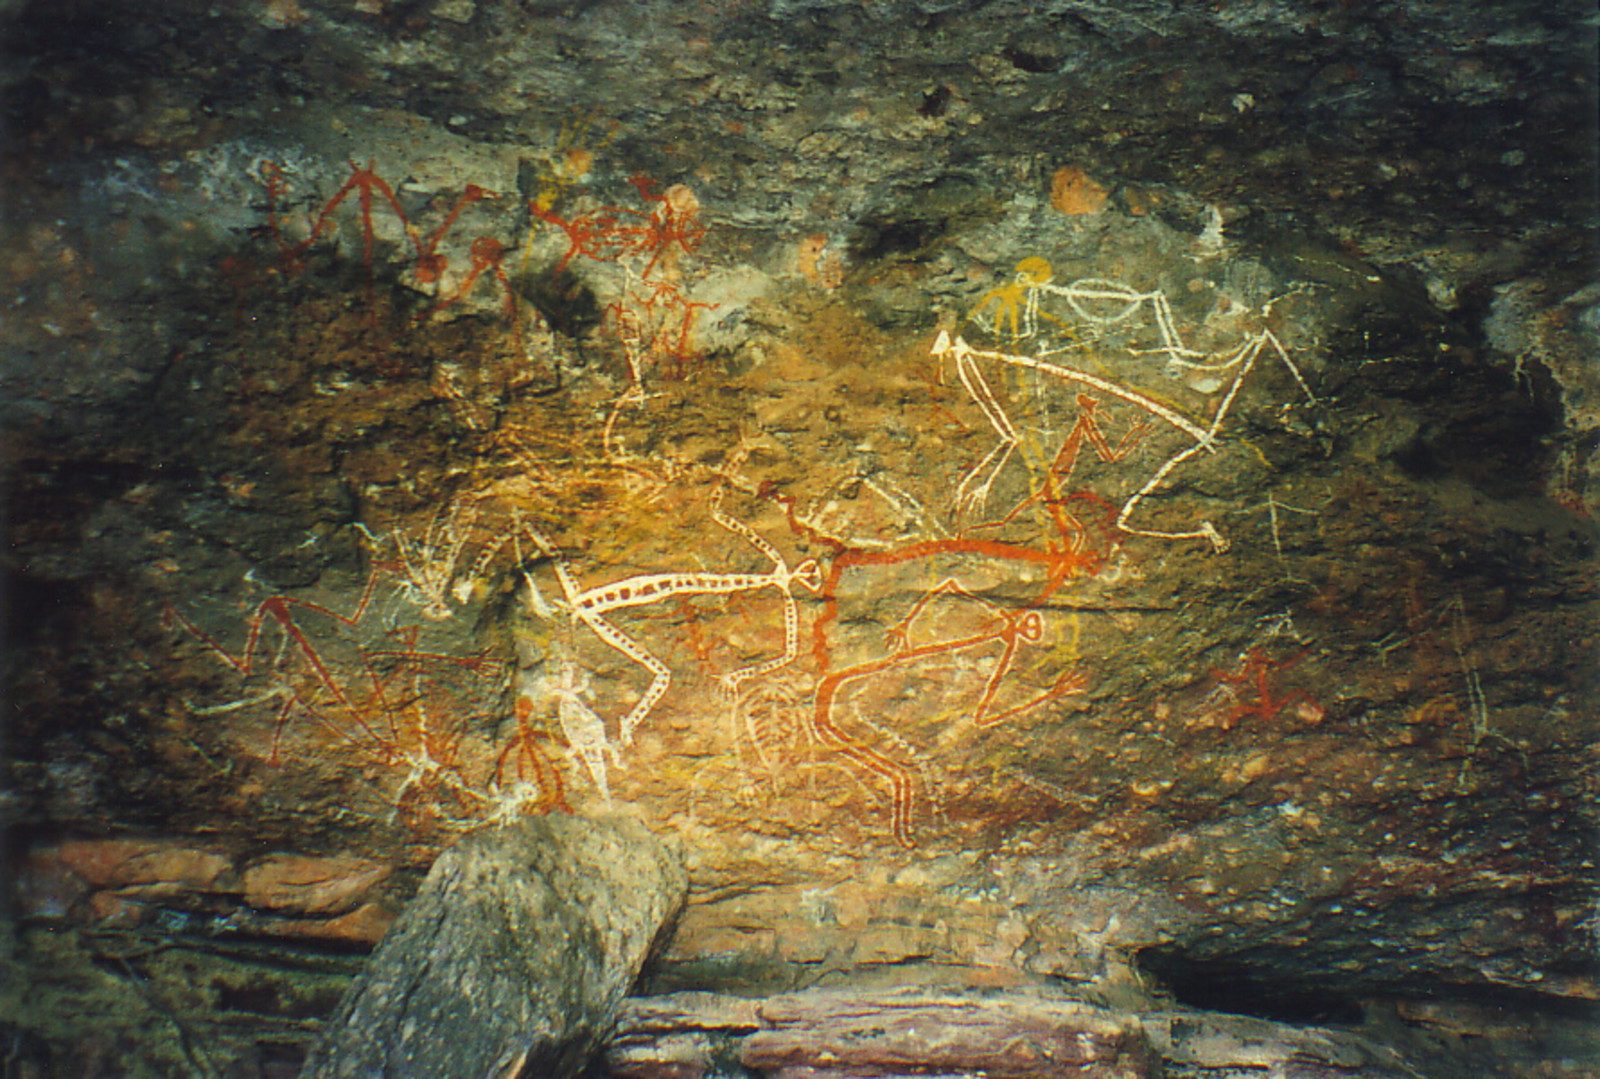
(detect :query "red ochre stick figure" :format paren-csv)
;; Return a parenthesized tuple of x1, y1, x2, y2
(258, 159, 297, 268)
(759, 481, 1109, 847)
(530, 201, 645, 274)
(360, 628, 524, 820)
(413, 184, 497, 288)
(964, 393, 1151, 546)
(168, 567, 548, 823)
(289, 160, 422, 285)
(805, 512, 1113, 683)
(529, 174, 705, 280)
(496, 694, 572, 814)
(606, 276, 720, 379)
(1207, 647, 1320, 729)
(807, 574, 1090, 847)
(420, 235, 529, 352)
(624, 174, 706, 280)
(883, 579, 1088, 730)
(258, 163, 519, 344)
(163, 569, 389, 763)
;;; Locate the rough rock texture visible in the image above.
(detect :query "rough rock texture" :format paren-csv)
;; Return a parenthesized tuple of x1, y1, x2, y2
(1142, 1011, 1416, 1079)
(300, 814, 687, 1079)
(606, 988, 1160, 1079)
(2, 0, 1597, 1076)
(601, 987, 1448, 1079)
(16, 836, 401, 942)
(741, 990, 1155, 1078)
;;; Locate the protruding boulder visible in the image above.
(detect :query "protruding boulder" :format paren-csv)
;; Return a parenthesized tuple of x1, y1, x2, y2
(300, 813, 687, 1079)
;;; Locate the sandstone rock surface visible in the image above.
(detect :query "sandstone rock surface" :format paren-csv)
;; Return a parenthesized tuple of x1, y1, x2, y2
(2, 0, 1596, 1075)
(606, 988, 1159, 1079)
(242, 852, 393, 916)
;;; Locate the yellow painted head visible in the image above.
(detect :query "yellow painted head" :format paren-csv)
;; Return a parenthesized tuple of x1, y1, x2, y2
(1015, 256, 1053, 284)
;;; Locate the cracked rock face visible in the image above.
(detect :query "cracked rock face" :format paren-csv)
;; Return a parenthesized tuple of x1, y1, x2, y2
(1, 1, 1596, 1076)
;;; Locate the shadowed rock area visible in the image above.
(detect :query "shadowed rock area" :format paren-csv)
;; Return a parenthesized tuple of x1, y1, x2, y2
(1, 0, 1596, 1076)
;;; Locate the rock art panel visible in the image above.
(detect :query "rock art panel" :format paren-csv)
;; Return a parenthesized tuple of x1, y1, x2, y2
(145, 153, 1386, 856)
(2, 5, 1596, 1068)
(10, 141, 1582, 1014)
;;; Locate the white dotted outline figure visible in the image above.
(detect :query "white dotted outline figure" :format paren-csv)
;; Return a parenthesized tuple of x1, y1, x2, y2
(519, 488, 823, 746)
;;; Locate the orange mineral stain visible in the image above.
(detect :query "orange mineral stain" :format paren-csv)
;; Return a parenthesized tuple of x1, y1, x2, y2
(797, 234, 844, 289)
(1050, 166, 1109, 215)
